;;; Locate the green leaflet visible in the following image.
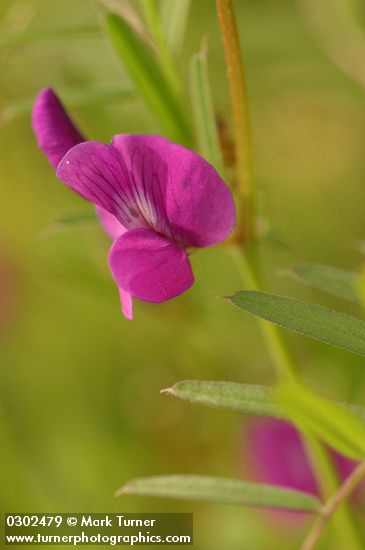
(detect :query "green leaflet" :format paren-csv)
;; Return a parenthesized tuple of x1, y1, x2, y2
(163, 380, 280, 417)
(165, 379, 365, 426)
(285, 263, 360, 304)
(189, 44, 224, 173)
(41, 212, 98, 238)
(355, 266, 365, 309)
(0, 25, 100, 47)
(117, 475, 321, 512)
(160, 0, 191, 56)
(276, 383, 365, 460)
(228, 290, 365, 357)
(106, 13, 192, 146)
(140, 0, 181, 95)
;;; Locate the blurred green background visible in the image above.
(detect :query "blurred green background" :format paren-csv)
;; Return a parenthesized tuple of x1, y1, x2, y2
(1, 0, 365, 548)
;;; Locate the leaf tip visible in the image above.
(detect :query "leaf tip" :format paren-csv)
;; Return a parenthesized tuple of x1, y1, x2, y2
(115, 478, 144, 497)
(106, 11, 122, 33)
(106, 11, 118, 23)
(114, 484, 127, 497)
(160, 386, 174, 395)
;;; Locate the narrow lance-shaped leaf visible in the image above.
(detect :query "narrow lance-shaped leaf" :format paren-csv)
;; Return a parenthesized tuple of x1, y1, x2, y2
(190, 44, 224, 173)
(164, 379, 365, 424)
(106, 13, 192, 146)
(40, 212, 98, 238)
(284, 263, 360, 304)
(117, 475, 321, 512)
(276, 383, 365, 460)
(260, 224, 298, 252)
(140, 0, 182, 95)
(0, 25, 100, 48)
(228, 290, 365, 357)
(355, 266, 365, 309)
(161, 0, 191, 56)
(163, 380, 280, 417)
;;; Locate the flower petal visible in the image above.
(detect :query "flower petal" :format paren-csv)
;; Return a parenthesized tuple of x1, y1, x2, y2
(112, 135, 236, 247)
(95, 206, 126, 240)
(246, 418, 319, 496)
(57, 135, 235, 246)
(119, 288, 134, 320)
(109, 228, 194, 303)
(56, 141, 150, 230)
(246, 418, 363, 497)
(32, 87, 84, 168)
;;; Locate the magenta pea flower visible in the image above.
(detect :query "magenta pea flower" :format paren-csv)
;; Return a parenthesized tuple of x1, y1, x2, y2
(244, 418, 364, 514)
(32, 88, 235, 319)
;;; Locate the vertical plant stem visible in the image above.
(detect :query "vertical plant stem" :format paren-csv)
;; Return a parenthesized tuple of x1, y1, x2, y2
(232, 246, 363, 548)
(218, 1, 361, 545)
(230, 247, 295, 382)
(233, 248, 363, 548)
(216, 0, 254, 242)
(301, 460, 365, 550)
(302, 435, 363, 550)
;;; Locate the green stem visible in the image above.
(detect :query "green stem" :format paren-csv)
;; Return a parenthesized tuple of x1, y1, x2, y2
(216, 0, 254, 243)
(218, 1, 362, 545)
(231, 246, 363, 549)
(301, 457, 365, 550)
(230, 246, 295, 382)
(302, 437, 364, 550)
